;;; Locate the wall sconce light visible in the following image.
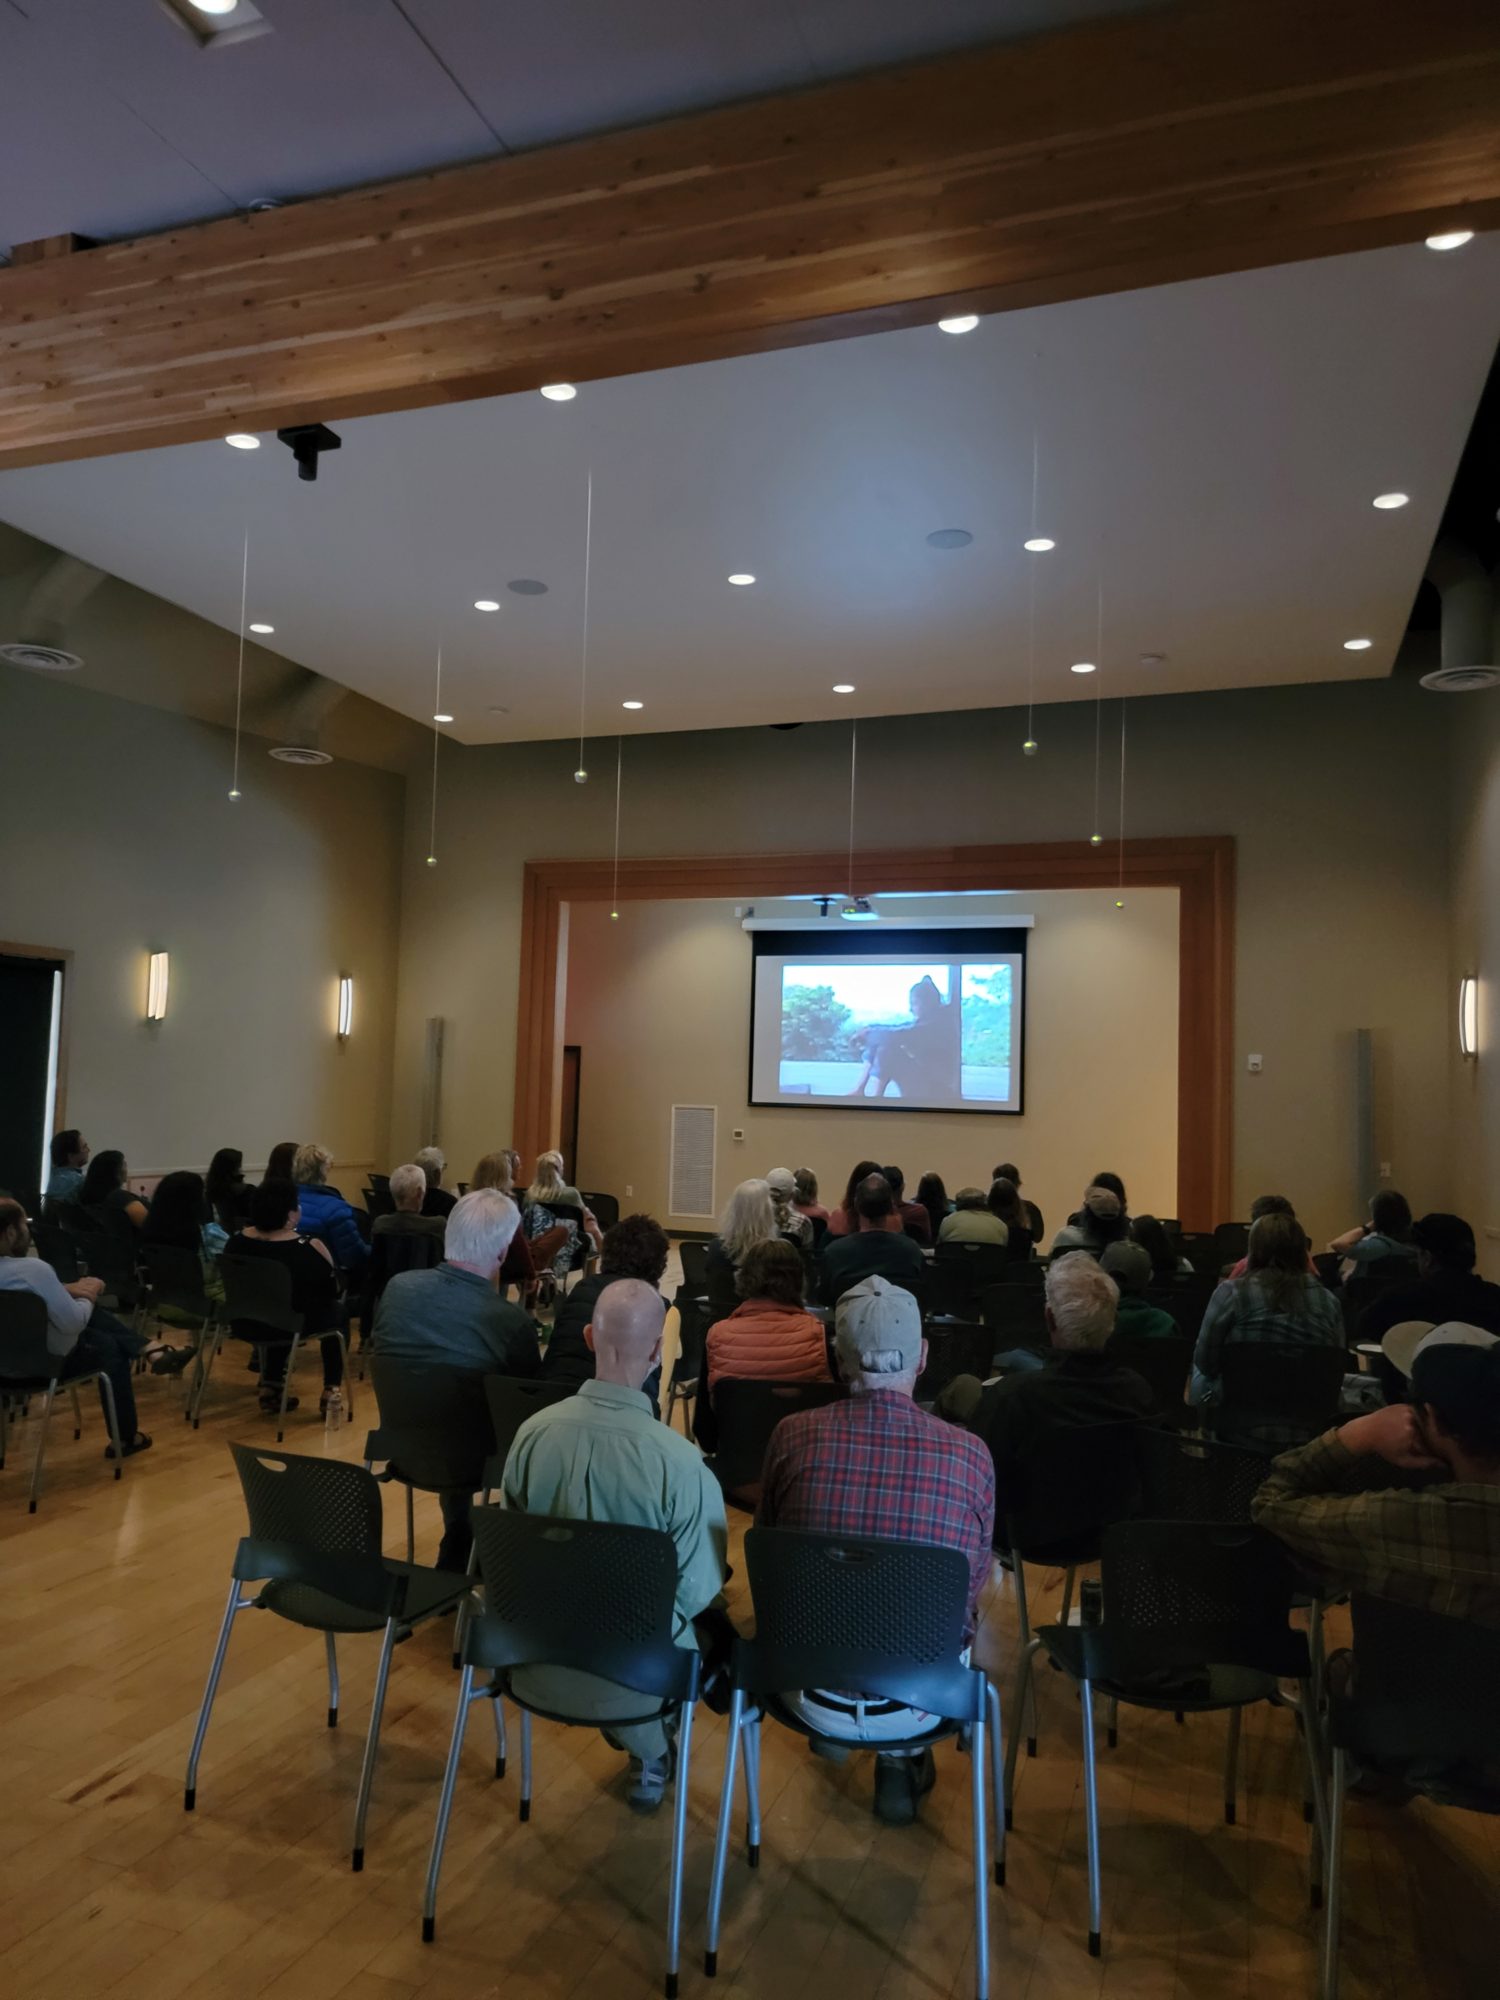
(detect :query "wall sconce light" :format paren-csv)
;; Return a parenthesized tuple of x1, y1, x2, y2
(146, 951, 170, 1022)
(337, 974, 354, 1041)
(1459, 974, 1478, 1059)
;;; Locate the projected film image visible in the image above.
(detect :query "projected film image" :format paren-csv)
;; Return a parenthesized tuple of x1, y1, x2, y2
(778, 960, 1013, 1103)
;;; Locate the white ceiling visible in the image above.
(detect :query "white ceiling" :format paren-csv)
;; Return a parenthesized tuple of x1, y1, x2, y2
(0, 0, 1146, 257)
(1, 236, 1495, 745)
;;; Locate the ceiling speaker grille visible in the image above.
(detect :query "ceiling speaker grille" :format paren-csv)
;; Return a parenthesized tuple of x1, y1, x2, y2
(1419, 666, 1500, 693)
(0, 642, 83, 673)
(269, 745, 334, 765)
(669, 1105, 717, 1219)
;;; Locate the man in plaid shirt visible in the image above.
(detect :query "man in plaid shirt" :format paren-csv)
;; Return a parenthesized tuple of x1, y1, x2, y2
(758, 1275, 995, 1824)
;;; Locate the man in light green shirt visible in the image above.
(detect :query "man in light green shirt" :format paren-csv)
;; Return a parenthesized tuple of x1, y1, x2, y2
(502, 1278, 728, 1813)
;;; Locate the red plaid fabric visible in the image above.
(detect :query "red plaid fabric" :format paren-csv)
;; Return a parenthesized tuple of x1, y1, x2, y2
(758, 1391, 996, 1631)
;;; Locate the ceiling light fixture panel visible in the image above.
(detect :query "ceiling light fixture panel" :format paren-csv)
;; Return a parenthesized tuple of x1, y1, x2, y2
(1023, 537, 1055, 553)
(166, 0, 271, 47)
(937, 315, 979, 335)
(539, 383, 577, 401)
(727, 573, 756, 587)
(1372, 492, 1409, 510)
(1425, 230, 1474, 252)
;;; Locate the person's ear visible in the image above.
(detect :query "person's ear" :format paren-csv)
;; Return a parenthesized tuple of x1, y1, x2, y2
(583, 1323, 596, 1353)
(917, 1337, 929, 1376)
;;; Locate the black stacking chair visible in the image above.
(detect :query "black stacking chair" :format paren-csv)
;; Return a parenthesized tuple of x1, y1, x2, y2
(679, 1239, 712, 1294)
(1212, 1222, 1251, 1267)
(0, 1291, 125, 1512)
(207, 1253, 353, 1439)
(704, 1528, 1001, 1998)
(996, 1257, 1046, 1286)
(1134, 1428, 1269, 1523)
(362, 1228, 444, 1360)
(1033, 1521, 1314, 1958)
(1106, 1335, 1193, 1425)
(185, 1443, 470, 1868)
(1145, 1282, 1214, 1343)
(580, 1190, 620, 1231)
(423, 1507, 701, 1998)
(480, 1374, 579, 1495)
(61, 1205, 142, 1314)
(1321, 1596, 1500, 2000)
(1215, 1341, 1346, 1452)
(31, 1216, 85, 1282)
(931, 1241, 1010, 1316)
(979, 1282, 1050, 1355)
(363, 1184, 396, 1219)
(139, 1243, 219, 1406)
(364, 1355, 495, 1562)
(707, 1379, 845, 1506)
(1177, 1231, 1223, 1279)
(917, 1317, 995, 1399)
(666, 1285, 710, 1435)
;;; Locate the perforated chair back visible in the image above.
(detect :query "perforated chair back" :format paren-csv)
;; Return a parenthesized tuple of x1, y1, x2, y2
(679, 1240, 712, 1293)
(934, 1238, 1010, 1293)
(917, 1318, 994, 1398)
(1085, 1520, 1309, 1683)
(735, 1527, 983, 1720)
(220, 1252, 303, 1340)
(140, 1242, 214, 1319)
(371, 1228, 444, 1286)
(363, 1185, 396, 1218)
(1217, 1339, 1345, 1449)
(1331, 1595, 1500, 1772)
(226, 1441, 409, 1626)
(1106, 1335, 1192, 1419)
(1177, 1232, 1223, 1279)
(979, 1283, 1050, 1351)
(1213, 1222, 1251, 1266)
(483, 1374, 578, 1472)
(367, 1354, 494, 1493)
(710, 1378, 846, 1496)
(0, 1290, 57, 1382)
(31, 1220, 84, 1283)
(1134, 1429, 1268, 1524)
(466, 1505, 696, 1702)
(997, 1418, 1144, 1561)
(580, 1191, 620, 1231)
(71, 1207, 139, 1293)
(997, 1258, 1046, 1286)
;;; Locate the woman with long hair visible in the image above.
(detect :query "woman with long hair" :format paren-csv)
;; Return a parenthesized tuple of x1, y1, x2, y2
(521, 1149, 596, 1294)
(205, 1148, 251, 1232)
(1130, 1214, 1191, 1282)
(706, 1178, 777, 1317)
(80, 1150, 148, 1230)
(266, 1140, 298, 1183)
(826, 1158, 885, 1238)
(1190, 1210, 1344, 1447)
(791, 1167, 828, 1224)
(915, 1172, 951, 1243)
(986, 1176, 1034, 1260)
(227, 1176, 346, 1417)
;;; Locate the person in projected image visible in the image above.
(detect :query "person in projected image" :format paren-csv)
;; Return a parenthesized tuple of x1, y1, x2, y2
(845, 974, 959, 1101)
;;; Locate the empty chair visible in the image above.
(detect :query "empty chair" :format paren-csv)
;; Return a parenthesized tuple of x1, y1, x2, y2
(481, 1374, 578, 1493)
(185, 1443, 469, 1868)
(917, 1318, 995, 1400)
(1029, 1520, 1315, 1957)
(580, 1190, 620, 1232)
(1215, 1341, 1346, 1452)
(363, 1184, 396, 1218)
(1213, 1221, 1251, 1267)
(708, 1379, 846, 1506)
(704, 1528, 1001, 1998)
(1106, 1335, 1193, 1424)
(366, 1354, 496, 1566)
(679, 1239, 712, 1295)
(0, 1291, 125, 1512)
(1134, 1428, 1270, 1524)
(422, 1507, 701, 1998)
(206, 1252, 353, 1439)
(978, 1283, 1050, 1355)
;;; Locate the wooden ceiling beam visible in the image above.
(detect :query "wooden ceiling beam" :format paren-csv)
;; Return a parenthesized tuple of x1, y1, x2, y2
(1, 0, 1497, 468)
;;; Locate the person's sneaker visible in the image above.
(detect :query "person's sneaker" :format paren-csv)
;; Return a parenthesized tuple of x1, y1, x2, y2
(873, 1748, 936, 1826)
(625, 1717, 679, 1815)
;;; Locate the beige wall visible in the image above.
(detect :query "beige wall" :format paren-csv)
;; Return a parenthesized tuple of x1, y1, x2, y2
(392, 675, 1454, 1245)
(562, 890, 1179, 1236)
(0, 666, 404, 1190)
(1446, 688, 1500, 1251)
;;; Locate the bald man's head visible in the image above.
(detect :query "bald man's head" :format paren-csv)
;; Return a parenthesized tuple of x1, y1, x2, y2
(586, 1277, 667, 1390)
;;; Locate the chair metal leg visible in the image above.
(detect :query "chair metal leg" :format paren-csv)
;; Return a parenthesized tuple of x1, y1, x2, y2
(351, 1615, 398, 1870)
(97, 1370, 123, 1479)
(421, 1662, 475, 1941)
(1223, 1706, 1242, 1824)
(1013, 1559, 1038, 1755)
(1002, 1636, 1042, 1826)
(490, 1675, 507, 1778)
(519, 1707, 533, 1821)
(664, 1696, 695, 1999)
(704, 1688, 745, 1976)
(190, 1329, 221, 1429)
(744, 1712, 761, 1864)
(1296, 1685, 1328, 1909)
(970, 1704, 991, 2000)
(335, 1333, 353, 1419)
(324, 1632, 340, 1727)
(27, 1383, 58, 1514)
(69, 1381, 84, 1440)
(986, 1678, 1006, 1886)
(1079, 1678, 1103, 1956)
(452, 1541, 480, 1667)
(277, 1334, 301, 1442)
(1309, 1596, 1328, 1716)
(1321, 1747, 1347, 2000)
(0, 1391, 8, 1468)
(1058, 1564, 1077, 1628)
(184, 1578, 250, 1809)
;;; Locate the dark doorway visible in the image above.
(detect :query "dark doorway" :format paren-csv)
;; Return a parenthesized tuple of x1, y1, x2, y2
(560, 1044, 581, 1185)
(0, 949, 66, 1214)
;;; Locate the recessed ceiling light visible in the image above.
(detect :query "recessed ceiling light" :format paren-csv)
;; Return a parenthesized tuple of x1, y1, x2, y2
(1023, 537, 1055, 553)
(622, 700, 644, 710)
(1071, 662, 1096, 675)
(832, 683, 856, 694)
(926, 528, 974, 550)
(248, 621, 274, 634)
(1425, 230, 1473, 252)
(539, 383, 577, 401)
(727, 573, 756, 587)
(433, 712, 454, 723)
(1344, 638, 1374, 651)
(224, 433, 260, 449)
(1372, 492, 1409, 510)
(1139, 652, 1166, 667)
(937, 315, 979, 335)
(190, 1, 238, 13)
(474, 599, 500, 612)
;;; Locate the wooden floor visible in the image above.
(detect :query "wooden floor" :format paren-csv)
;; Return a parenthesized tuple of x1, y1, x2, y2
(1, 1357, 1495, 2000)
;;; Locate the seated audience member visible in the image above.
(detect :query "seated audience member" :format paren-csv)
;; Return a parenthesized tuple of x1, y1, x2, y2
(373, 1189, 541, 1378)
(1355, 1212, 1500, 1343)
(988, 1177, 1035, 1260)
(142, 1170, 228, 1346)
(1329, 1189, 1418, 1277)
(1088, 1171, 1128, 1214)
(1131, 1213, 1194, 1282)
(266, 1141, 298, 1182)
(1252, 1324, 1500, 1629)
(544, 1212, 671, 1386)
(993, 1162, 1044, 1245)
(468, 1152, 562, 1294)
(0, 1195, 150, 1457)
(915, 1172, 952, 1242)
(1050, 1184, 1128, 1260)
(45, 1129, 90, 1209)
(706, 1179, 778, 1319)
(766, 1166, 815, 1256)
(290, 1143, 368, 1273)
(415, 1145, 458, 1219)
(758, 1276, 995, 1825)
(942, 1255, 1156, 1497)
(880, 1165, 933, 1245)
(819, 1176, 927, 1306)
(205, 1148, 252, 1233)
(524, 1150, 600, 1292)
(706, 1238, 830, 1397)
(372, 1163, 446, 1246)
(1190, 1211, 1346, 1445)
(1225, 1194, 1311, 1279)
(825, 1158, 885, 1238)
(80, 1150, 148, 1231)
(503, 1279, 728, 1814)
(939, 1186, 1009, 1247)
(1100, 1241, 1179, 1340)
(793, 1168, 830, 1226)
(227, 1176, 346, 1415)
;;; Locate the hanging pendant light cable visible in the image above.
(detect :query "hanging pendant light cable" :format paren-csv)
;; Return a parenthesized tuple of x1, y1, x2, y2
(1091, 575, 1103, 843)
(846, 718, 859, 901)
(229, 527, 249, 799)
(1116, 699, 1128, 908)
(1024, 423, 1039, 754)
(610, 735, 623, 919)
(575, 468, 593, 783)
(427, 646, 442, 867)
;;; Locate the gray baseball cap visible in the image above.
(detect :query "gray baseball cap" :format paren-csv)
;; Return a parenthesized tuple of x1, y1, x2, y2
(834, 1275, 923, 1374)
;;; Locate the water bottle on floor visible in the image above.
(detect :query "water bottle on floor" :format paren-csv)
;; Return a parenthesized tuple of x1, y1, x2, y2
(324, 1386, 344, 1435)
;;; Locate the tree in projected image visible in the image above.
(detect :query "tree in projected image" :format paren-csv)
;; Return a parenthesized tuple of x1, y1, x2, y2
(961, 964, 1012, 1070)
(781, 984, 858, 1061)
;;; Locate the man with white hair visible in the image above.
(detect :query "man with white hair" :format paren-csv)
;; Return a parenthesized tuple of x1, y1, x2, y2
(503, 1279, 728, 1815)
(758, 1275, 995, 1825)
(372, 1163, 446, 1247)
(372, 1189, 539, 1378)
(414, 1145, 457, 1219)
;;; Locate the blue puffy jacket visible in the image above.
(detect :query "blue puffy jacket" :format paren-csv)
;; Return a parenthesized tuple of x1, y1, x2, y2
(293, 1182, 368, 1273)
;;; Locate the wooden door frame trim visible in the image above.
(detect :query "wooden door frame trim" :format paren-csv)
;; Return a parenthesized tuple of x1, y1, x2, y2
(512, 836, 1235, 1228)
